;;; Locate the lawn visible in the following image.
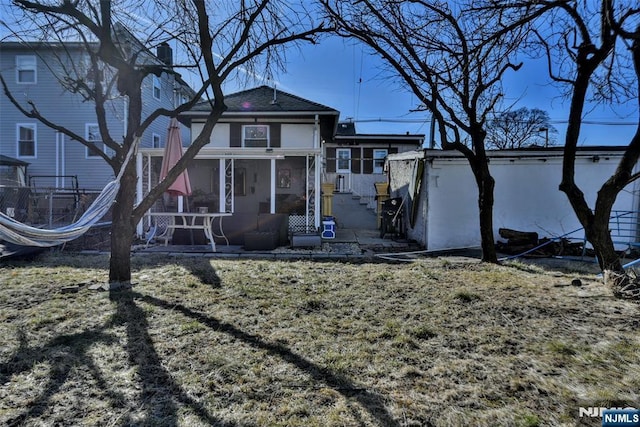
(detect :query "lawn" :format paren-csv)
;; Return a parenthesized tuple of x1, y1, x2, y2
(1, 253, 639, 426)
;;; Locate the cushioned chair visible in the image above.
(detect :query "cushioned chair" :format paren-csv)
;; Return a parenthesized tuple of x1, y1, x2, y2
(244, 213, 288, 250)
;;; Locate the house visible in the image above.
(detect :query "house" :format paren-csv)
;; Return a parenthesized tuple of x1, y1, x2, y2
(323, 121, 424, 207)
(137, 85, 340, 246)
(386, 147, 640, 251)
(0, 27, 193, 193)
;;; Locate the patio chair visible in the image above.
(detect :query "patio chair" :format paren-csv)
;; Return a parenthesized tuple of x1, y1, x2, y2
(145, 214, 173, 248)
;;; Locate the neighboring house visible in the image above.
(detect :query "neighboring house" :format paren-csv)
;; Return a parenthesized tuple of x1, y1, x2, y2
(386, 147, 640, 251)
(137, 85, 339, 245)
(0, 26, 193, 193)
(324, 121, 424, 207)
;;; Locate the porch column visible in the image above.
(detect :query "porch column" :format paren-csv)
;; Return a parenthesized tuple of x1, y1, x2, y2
(218, 158, 225, 213)
(314, 154, 321, 229)
(270, 158, 276, 213)
(135, 151, 143, 237)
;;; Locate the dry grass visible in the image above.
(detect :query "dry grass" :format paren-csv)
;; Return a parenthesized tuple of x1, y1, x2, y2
(1, 253, 639, 426)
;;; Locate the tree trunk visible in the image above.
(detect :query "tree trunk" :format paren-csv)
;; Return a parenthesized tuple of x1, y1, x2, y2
(477, 165, 498, 263)
(108, 157, 138, 285)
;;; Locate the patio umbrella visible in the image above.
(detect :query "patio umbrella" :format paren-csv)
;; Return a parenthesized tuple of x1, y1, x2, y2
(160, 118, 192, 209)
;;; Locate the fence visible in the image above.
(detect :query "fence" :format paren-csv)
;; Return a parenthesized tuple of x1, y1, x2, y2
(0, 185, 107, 228)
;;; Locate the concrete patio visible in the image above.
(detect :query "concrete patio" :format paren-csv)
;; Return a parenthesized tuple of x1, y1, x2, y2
(135, 226, 418, 259)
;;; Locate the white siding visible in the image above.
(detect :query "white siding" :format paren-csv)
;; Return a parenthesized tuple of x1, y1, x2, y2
(192, 122, 230, 147)
(281, 124, 314, 148)
(389, 151, 640, 251)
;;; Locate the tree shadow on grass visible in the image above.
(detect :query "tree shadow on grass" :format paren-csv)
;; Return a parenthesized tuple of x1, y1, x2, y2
(108, 290, 243, 427)
(1, 328, 123, 426)
(183, 258, 222, 287)
(0, 297, 247, 427)
(133, 292, 401, 427)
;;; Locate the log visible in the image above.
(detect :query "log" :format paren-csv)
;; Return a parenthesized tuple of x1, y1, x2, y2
(498, 228, 538, 243)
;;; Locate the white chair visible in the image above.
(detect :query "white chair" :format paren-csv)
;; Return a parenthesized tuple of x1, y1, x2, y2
(145, 215, 172, 248)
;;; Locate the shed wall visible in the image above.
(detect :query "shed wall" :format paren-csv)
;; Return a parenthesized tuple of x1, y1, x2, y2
(388, 153, 639, 251)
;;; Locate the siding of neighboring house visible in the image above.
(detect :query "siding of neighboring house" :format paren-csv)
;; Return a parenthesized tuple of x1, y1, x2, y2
(387, 148, 640, 251)
(1, 41, 191, 191)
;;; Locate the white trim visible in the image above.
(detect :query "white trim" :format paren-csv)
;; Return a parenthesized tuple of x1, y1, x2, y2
(152, 75, 161, 101)
(373, 149, 388, 174)
(85, 123, 103, 159)
(136, 151, 143, 236)
(242, 124, 270, 147)
(16, 55, 37, 84)
(336, 148, 351, 173)
(16, 123, 37, 159)
(185, 111, 339, 119)
(270, 159, 276, 214)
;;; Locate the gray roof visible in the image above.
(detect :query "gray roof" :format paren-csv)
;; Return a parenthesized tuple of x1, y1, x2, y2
(188, 85, 338, 115)
(0, 155, 29, 167)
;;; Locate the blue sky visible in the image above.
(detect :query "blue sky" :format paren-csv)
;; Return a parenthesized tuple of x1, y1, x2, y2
(2, 0, 636, 147)
(221, 35, 638, 147)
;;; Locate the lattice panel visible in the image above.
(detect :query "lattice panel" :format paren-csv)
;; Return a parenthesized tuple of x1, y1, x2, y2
(288, 214, 315, 234)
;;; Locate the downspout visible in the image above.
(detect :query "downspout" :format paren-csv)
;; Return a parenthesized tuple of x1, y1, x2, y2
(61, 132, 66, 188)
(55, 132, 60, 188)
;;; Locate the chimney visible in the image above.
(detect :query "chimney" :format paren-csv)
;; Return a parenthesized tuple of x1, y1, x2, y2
(157, 42, 172, 67)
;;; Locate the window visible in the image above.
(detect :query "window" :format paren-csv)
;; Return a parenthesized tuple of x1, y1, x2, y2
(243, 125, 269, 147)
(152, 133, 162, 148)
(336, 148, 351, 172)
(373, 149, 388, 174)
(17, 124, 36, 158)
(16, 55, 36, 84)
(86, 124, 103, 158)
(152, 75, 161, 100)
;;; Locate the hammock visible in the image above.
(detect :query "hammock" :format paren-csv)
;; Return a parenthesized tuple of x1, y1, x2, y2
(0, 179, 119, 247)
(0, 138, 137, 248)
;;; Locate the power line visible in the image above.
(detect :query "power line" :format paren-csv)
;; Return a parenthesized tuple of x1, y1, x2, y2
(350, 117, 637, 126)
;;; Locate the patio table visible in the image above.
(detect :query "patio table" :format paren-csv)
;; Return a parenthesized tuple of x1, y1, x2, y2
(147, 212, 232, 252)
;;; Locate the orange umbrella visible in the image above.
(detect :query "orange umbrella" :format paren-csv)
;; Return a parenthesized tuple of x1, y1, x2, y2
(160, 118, 192, 197)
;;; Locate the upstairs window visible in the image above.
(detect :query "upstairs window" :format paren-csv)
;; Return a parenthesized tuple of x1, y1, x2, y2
(17, 124, 36, 158)
(152, 133, 162, 148)
(16, 55, 36, 84)
(243, 125, 269, 147)
(86, 124, 103, 158)
(373, 149, 388, 174)
(152, 75, 161, 100)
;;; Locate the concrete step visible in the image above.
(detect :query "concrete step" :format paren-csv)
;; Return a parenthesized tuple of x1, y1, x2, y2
(331, 193, 378, 230)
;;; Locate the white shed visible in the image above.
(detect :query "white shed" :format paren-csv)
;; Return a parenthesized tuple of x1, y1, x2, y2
(386, 147, 640, 251)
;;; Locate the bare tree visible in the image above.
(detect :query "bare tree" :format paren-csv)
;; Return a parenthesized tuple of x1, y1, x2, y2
(321, 0, 548, 262)
(486, 107, 557, 149)
(526, 0, 640, 294)
(2, 0, 327, 285)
